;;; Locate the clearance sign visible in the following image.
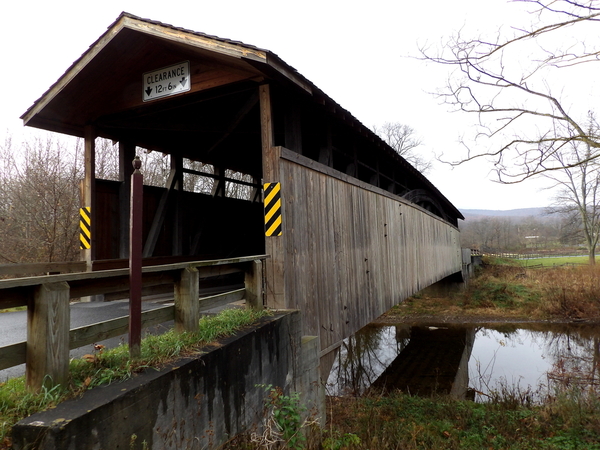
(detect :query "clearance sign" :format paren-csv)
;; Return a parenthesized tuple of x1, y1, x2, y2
(143, 61, 190, 102)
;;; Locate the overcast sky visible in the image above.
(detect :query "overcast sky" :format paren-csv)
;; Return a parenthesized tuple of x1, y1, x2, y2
(2, 0, 585, 211)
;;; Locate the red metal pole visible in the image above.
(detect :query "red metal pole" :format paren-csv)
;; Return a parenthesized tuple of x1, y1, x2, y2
(129, 156, 143, 358)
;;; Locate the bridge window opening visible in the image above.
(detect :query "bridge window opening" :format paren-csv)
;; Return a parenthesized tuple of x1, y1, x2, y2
(182, 159, 214, 194)
(91, 140, 175, 189)
(273, 88, 459, 224)
(332, 148, 352, 174)
(94, 138, 119, 181)
(379, 159, 395, 182)
(357, 161, 375, 184)
(180, 160, 257, 201)
(138, 150, 171, 188)
(224, 170, 255, 201)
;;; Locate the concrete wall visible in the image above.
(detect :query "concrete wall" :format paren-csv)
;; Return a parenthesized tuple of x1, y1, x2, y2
(12, 311, 322, 450)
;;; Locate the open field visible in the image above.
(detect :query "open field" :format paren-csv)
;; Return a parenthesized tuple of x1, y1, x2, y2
(519, 255, 598, 267)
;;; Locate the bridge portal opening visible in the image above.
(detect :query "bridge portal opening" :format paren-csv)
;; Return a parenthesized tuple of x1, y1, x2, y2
(22, 16, 273, 266)
(91, 85, 266, 262)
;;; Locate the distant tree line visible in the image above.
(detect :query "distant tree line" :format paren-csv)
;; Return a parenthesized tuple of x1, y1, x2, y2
(459, 214, 585, 254)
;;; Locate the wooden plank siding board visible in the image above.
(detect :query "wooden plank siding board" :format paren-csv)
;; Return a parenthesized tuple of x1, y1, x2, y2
(286, 162, 310, 316)
(278, 148, 461, 353)
(317, 176, 332, 349)
(327, 180, 339, 337)
(332, 177, 349, 339)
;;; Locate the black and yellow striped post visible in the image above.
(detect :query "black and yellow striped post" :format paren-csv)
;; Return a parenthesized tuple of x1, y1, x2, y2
(263, 182, 282, 237)
(79, 207, 91, 250)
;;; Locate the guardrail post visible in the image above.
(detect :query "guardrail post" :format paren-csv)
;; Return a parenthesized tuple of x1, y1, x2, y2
(26, 281, 70, 392)
(129, 156, 143, 358)
(244, 259, 264, 309)
(174, 267, 199, 333)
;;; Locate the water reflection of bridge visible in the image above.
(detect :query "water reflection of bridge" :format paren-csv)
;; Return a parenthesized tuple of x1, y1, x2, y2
(328, 325, 476, 398)
(371, 326, 476, 398)
(371, 327, 475, 398)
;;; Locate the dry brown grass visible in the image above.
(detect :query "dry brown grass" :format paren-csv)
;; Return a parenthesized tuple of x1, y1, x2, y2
(536, 265, 600, 319)
(386, 263, 600, 322)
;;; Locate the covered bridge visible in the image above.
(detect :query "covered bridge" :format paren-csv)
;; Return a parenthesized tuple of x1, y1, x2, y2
(21, 12, 464, 374)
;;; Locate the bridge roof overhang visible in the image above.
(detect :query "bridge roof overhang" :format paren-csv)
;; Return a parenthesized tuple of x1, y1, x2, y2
(20, 13, 311, 140)
(21, 12, 464, 222)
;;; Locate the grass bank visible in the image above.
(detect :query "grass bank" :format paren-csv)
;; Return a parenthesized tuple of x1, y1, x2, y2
(327, 389, 600, 450)
(386, 257, 600, 322)
(0, 307, 270, 449)
(226, 382, 600, 450)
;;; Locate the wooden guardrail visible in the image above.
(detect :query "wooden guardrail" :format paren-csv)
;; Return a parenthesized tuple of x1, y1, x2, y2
(0, 261, 87, 277)
(0, 255, 267, 391)
(0, 255, 237, 278)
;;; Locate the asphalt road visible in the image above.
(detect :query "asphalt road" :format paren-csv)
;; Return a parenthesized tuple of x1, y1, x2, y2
(0, 298, 174, 381)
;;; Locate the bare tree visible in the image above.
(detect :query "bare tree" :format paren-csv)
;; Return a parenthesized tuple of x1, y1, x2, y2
(373, 122, 432, 174)
(95, 138, 120, 181)
(0, 135, 82, 263)
(421, 0, 600, 182)
(545, 113, 600, 264)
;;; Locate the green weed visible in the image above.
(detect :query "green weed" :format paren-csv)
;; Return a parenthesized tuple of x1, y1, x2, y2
(253, 384, 307, 450)
(322, 430, 361, 450)
(327, 388, 600, 449)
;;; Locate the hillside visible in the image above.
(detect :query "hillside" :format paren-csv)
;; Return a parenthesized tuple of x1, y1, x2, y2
(460, 207, 547, 220)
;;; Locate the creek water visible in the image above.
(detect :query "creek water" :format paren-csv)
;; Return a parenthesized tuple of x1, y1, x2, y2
(326, 322, 600, 402)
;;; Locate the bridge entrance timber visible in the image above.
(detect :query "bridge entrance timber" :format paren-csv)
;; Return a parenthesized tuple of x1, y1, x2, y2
(21, 13, 465, 379)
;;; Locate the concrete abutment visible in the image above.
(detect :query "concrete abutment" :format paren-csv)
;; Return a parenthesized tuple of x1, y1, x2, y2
(12, 311, 323, 450)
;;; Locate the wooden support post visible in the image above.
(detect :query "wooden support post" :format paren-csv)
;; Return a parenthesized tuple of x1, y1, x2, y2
(244, 259, 264, 309)
(174, 267, 200, 333)
(211, 165, 226, 197)
(82, 125, 96, 268)
(129, 156, 143, 358)
(172, 155, 184, 256)
(251, 175, 261, 203)
(284, 99, 303, 153)
(260, 84, 286, 308)
(81, 125, 101, 301)
(318, 123, 333, 166)
(118, 141, 135, 259)
(26, 282, 70, 392)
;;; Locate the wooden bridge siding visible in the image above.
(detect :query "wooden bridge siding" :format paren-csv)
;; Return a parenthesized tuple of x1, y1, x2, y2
(279, 149, 461, 352)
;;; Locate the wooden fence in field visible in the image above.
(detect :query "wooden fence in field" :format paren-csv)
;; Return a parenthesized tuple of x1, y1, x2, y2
(0, 255, 267, 391)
